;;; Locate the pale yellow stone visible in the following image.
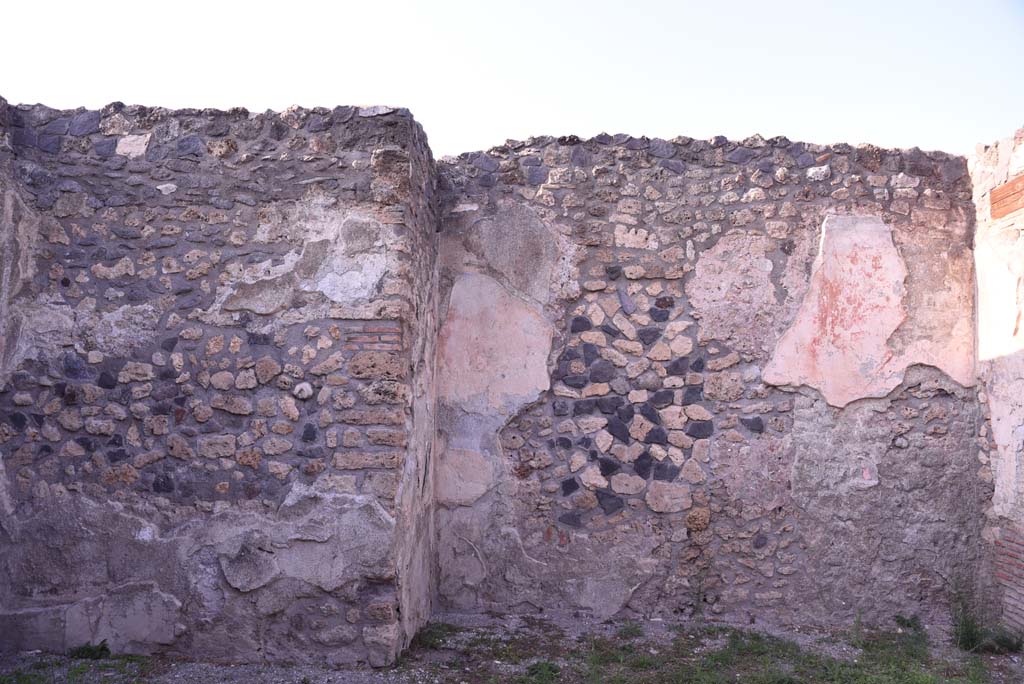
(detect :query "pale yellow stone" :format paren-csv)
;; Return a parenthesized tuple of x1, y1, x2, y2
(670, 336, 695, 356)
(612, 313, 637, 340)
(681, 458, 706, 483)
(582, 383, 610, 397)
(626, 360, 650, 378)
(661, 406, 687, 430)
(628, 389, 649, 403)
(611, 473, 647, 495)
(668, 430, 693, 448)
(707, 351, 741, 371)
(116, 133, 151, 158)
(557, 419, 578, 434)
(580, 465, 608, 489)
(724, 429, 746, 443)
(629, 415, 654, 441)
(570, 451, 588, 472)
(580, 331, 607, 346)
(595, 429, 613, 453)
(693, 439, 711, 462)
(268, 461, 293, 480)
(666, 321, 692, 336)
(600, 347, 629, 367)
(577, 416, 608, 433)
(613, 340, 644, 356)
(646, 481, 692, 512)
(554, 384, 581, 398)
(685, 405, 713, 421)
(648, 342, 671, 361)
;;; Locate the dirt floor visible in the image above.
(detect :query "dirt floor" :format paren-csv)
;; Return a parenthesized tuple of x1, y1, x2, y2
(2, 613, 1022, 684)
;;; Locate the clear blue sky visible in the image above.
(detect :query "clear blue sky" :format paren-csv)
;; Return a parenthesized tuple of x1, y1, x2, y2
(4, 0, 1023, 156)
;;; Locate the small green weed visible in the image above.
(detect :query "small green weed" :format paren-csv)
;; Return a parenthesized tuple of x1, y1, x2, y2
(954, 603, 1022, 654)
(0, 671, 47, 684)
(517, 660, 560, 684)
(410, 622, 460, 650)
(615, 620, 643, 640)
(68, 640, 110, 660)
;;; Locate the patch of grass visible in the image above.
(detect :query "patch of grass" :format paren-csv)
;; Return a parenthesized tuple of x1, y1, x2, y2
(410, 622, 461, 650)
(0, 671, 47, 684)
(569, 624, 991, 684)
(516, 660, 560, 684)
(68, 640, 110, 659)
(954, 602, 1023, 654)
(66, 662, 92, 684)
(615, 620, 643, 640)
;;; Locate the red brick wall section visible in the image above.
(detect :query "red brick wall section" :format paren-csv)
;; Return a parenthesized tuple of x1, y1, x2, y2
(995, 525, 1024, 631)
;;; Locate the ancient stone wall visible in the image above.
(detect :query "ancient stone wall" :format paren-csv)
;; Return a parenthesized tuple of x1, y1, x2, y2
(0, 92, 1019, 664)
(435, 134, 988, 628)
(971, 126, 1024, 632)
(0, 100, 438, 665)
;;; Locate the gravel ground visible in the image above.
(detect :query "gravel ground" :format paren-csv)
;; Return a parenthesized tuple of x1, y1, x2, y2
(2, 613, 1021, 684)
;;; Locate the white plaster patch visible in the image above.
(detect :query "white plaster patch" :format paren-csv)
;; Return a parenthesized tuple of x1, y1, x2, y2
(764, 216, 906, 407)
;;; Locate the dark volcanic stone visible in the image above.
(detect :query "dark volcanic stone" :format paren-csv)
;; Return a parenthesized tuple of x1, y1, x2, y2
(69, 111, 101, 136)
(655, 296, 675, 309)
(653, 462, 681, 481)
(563, 375, 588, 389)
(573, 399, 596, 416)
(582, 343, 599, 366)
(650, 390, 674, 408)
(607, 417, 631, 444)
(644, 426, 668, 445)
(596, 490, 624, 515)
(247, 332, 272, 346)
(62, 353, 89, 379)
(589, 360, 616, 383)
(176, 135, 205, 157)
(561, 478, 580, 496)
(634, 452, 653, 479)
(682, 386, 704, 404)
(616, 404, 635, 422)
(649, 308, 669, 322)
(570, 316, 592, 333)
(667, 358, 689, 376)
(618, 288, 636, 314)
(725, 147, 755, 164)
(160, 337, 178, 352)
(740, 416, 765, 433)
(690, 357, 705, 372)
(553, 399, 571, 416)
(152, 474, 175, 494)
(605, 265, 622, 280)
(753, 533, 768, 549)
(598, 457, 621, 477)
(686, 420, 714, 438)
(638, 327, 662, 345)
(597, 396, 624, 414)
(301, 424, 317, 442)
(638, 403, 661, 425)
(558, 512, 583, 528)
(601, 322, 621, 338)
(556, 437, 573, 449)
(9, 412, 27, 430)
